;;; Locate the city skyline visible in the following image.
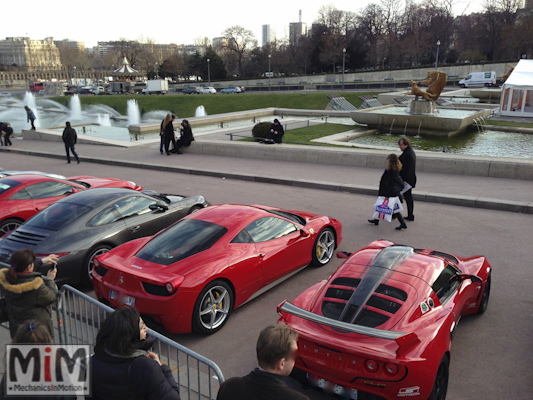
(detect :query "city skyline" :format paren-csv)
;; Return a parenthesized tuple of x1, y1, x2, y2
(4, 0, 485, 49)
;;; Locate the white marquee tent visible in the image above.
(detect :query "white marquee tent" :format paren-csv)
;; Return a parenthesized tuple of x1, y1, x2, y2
(500, 59, 533, 117)
(113, 57, 138, 74)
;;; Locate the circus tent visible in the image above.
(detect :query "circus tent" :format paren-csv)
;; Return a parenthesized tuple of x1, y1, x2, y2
(113, 56, 138, 74)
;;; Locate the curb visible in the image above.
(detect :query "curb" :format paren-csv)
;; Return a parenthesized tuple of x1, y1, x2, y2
(2, 147, 531, 214)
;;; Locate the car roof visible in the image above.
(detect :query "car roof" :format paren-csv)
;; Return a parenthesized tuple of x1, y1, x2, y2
(55, 187, 141, 207)
(0, 174, 65, 184)
(189, 204, 273, 227)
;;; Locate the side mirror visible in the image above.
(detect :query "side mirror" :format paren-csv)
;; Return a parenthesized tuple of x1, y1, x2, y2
(337, 251, 352, 259)
(300, 228, 311, 238)
(149, 201, 168, 211)
(458, 273, 482, 283)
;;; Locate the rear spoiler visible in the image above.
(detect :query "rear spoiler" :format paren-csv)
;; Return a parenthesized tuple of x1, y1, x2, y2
(279, 300, 420, 353)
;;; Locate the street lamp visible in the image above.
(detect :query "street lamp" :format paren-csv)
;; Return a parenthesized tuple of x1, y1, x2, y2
(435, 40, 441, 69)
(207, 58, 211, 85)
(268, 54, 271, 92)
(342, 48, 346, 91)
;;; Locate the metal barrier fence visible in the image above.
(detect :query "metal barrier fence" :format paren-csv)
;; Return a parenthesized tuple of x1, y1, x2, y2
(56, 285, 224, 400)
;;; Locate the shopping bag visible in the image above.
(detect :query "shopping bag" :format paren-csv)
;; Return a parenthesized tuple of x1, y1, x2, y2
(373, 196, 404, 222)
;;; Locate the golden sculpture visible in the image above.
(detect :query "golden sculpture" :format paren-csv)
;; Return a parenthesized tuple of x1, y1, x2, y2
(409, 70, 447, 102)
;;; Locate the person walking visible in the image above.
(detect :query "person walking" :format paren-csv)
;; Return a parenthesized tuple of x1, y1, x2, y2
(270, 119, 285, 144)
(398, 137, 417, 221)
(162, 114, 177, 155)
(0, 248, 59, 338)
(217, 324, 309, 400)
(368, 153, 408, 230)
(62, 121, 80, 164)
(24, 106, 36, 130)
(91, 307, 181, 400)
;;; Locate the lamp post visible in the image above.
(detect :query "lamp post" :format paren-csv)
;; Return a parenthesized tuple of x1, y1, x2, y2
(342, 48, 346, 91)
(207, 58, 211, 86)
(435, 40, 441, 69)
(268, 54, 271, 92)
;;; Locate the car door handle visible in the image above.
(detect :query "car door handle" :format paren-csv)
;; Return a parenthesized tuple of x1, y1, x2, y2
(130, 226, 140, 232)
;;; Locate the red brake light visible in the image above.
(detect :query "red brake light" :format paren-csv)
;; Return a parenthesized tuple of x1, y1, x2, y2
(165, 276, 185, 294)
(384, 363, 399, 376)
(364, 359, 379, 373)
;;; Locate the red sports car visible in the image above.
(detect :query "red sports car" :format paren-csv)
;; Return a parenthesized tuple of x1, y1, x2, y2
(92, 204, 342, 334)
(0, 174, 142, 234)
(277, 240, 492, 400)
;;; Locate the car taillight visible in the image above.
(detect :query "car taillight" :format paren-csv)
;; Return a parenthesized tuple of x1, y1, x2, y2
(165, 276, 185, 294)
(384, 363, 399, 376)
(364, 359, 379, 373)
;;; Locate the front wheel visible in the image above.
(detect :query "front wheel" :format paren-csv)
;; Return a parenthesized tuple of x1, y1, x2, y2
(192, 280, 233, 335)
(0, 218, 23, 235)
(477, 273, 491, 315)
(82, 245, 112, 286)
(311, 227, 336, 267)
(427, 355, 449, 400)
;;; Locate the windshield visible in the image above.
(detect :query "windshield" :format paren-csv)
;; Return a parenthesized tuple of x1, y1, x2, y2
(137, 219, 227, 265)
(26, 202, 92, 231)
(0, 179, 22, 195)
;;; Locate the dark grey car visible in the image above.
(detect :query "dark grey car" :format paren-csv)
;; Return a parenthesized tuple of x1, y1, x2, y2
(0, 188, 210, 286)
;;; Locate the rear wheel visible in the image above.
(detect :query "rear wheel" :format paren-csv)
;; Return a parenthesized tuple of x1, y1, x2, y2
(427, 355, 449, 400)
(477, 273, 491, 315)
(192, 280, 233, 335)
(311, 228, 336, 267)
(82, 245, 112, 286)
(0, 218, 23, 235)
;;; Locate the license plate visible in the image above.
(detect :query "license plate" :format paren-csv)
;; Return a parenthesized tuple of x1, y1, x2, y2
(308, 373, 358, 399)
(125, 296, 136, 307)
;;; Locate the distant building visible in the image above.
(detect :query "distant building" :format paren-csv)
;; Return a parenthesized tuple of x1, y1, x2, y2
(289, 22, 307, 46)
(0, 37, 62, 71)
(212, 37, 228, 49)
(262, 25, 271, 47)
(54, 39, 84, 50)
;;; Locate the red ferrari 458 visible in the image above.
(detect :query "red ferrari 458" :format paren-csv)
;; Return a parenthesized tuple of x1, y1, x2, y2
(278, 240, 492, 400)
(92, 204, 342, 334)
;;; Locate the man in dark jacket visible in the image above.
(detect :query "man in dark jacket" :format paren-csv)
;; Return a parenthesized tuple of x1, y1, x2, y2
(398, 137, 417, 221)
(0, 122, 13, 146)
(62, 121, 80, 164)
(217, 324, 309, 400)
(270, 119, 285, 144)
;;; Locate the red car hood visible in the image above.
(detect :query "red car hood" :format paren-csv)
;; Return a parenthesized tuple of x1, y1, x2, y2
(67, 176, 142, 191)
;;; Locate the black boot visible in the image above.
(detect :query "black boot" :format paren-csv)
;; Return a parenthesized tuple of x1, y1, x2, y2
(368, 219, 379, 225)
(395, 214, 407, 230)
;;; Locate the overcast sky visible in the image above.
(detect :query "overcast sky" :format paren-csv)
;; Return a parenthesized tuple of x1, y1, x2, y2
(4, 1, 485, 48)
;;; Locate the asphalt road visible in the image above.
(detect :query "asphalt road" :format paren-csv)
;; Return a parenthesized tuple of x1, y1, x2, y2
(1, 152, 532, 400)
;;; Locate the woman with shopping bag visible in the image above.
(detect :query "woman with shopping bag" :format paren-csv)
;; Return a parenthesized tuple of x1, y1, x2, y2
(368, 154, 408, 230)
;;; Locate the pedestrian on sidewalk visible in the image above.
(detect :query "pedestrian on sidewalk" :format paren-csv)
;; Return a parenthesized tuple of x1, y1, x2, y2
(91, 307, 180, 400)
(162, 114, 177, 156)
(0, 248, 59, 339)
(368, 154, 407, 230)
(174, 119, 194, 154)
(1, 122, 13, 146)
(62, 121, 80, 164)
(24, 106, 36, 130)
(270, 119, 285, 144)
(398, 137, 416, 221)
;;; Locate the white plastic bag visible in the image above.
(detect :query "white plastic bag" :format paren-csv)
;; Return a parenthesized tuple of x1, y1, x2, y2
(372, 196, 404, 222)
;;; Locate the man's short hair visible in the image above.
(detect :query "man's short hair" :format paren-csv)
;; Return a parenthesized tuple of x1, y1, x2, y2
(256, 324, 298, 370)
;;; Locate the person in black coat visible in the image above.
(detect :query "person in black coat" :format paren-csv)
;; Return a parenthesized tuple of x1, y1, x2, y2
(162, 114, 177, 155)
(398, 137, 417, 221)
(62, 121, 80, 164)
(174, 119, 194, 153)
(90, 308, 180, 400)
(0, 122, 13, 146)
(217, 324, 309, 400)
(270, 119, 285, 144)
(368, 153, 407, 230)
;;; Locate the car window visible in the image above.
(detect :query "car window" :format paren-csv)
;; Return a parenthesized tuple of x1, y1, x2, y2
(87, 206, 123, 227)
(431, 264, 461, 303)
(238, 217, 297, 243)
(0, 179, 23, 196)
(26, 202, 92, 231)
(113, 196, 156, 220)
(25, 181, 77, 199)
(137, 219, 227, 266)
(9, 187, 32, 200)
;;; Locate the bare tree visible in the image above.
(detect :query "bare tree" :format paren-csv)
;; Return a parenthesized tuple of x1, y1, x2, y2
(221, 26, 257, 77)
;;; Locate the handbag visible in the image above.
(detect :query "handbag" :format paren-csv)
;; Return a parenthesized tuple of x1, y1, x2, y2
(373, 196, 404, 222)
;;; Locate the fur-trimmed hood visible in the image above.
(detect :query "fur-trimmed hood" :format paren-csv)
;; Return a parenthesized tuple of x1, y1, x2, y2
(0, 267, 45, 294)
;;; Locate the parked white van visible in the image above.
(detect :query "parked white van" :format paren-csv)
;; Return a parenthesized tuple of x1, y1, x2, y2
(458, 71, 497, 88)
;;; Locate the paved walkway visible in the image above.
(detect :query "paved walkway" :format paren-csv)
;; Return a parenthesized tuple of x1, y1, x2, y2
(1, 136, 532, 213)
